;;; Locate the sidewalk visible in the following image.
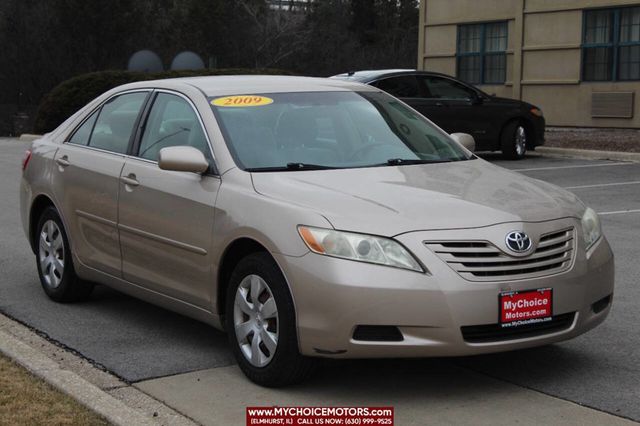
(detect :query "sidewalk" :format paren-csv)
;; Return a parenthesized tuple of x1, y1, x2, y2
(135, 363, 638, 426)
(535, 146, 640, 162)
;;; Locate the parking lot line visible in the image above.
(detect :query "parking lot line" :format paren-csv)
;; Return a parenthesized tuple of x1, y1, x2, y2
(598, 209, 640, 216)
(564, 181, 640, 190)
(516, 162, 633, 172)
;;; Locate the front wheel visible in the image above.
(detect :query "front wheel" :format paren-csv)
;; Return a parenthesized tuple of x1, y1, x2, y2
(35, 207, 93, 302)
(226, 252, 317, 387)
(501, 121, 528, 160)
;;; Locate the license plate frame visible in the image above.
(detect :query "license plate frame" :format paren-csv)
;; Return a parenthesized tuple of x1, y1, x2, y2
(499, 288, 553, 328)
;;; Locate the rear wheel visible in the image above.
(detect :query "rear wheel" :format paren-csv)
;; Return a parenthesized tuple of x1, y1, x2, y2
(501, 121, 527, 160)
(36, 207, 93, 302)
(226, 252, 317, 387)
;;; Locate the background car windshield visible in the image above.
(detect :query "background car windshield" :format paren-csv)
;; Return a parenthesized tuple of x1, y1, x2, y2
(210, 91, 471, 170)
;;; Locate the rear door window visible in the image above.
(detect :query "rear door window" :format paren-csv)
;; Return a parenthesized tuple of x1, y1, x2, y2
(421, 76, 476, 100)
(88, 92, 148, 154)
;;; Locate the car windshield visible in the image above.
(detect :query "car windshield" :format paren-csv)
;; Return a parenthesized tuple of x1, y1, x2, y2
(209, 91, 472, 171)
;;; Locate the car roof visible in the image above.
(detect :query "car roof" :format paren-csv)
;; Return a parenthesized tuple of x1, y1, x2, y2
(117, 75, 376, 97)
(330, 69, 456, 83)
(331, 69, 415, 82)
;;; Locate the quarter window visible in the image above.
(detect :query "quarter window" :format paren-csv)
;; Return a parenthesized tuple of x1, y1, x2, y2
(137, 93, 211, 162)
(88, 92, 147, 154)
(457, 21, 508, 84)
(68, 110, 98, 146)
(583, 7, 640, 81)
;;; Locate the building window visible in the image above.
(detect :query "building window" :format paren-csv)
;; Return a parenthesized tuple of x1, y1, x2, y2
(583, 6, 640, 81)
(457, 21, 507, 85)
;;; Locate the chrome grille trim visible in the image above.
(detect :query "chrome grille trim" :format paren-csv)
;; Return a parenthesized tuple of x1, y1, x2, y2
(425, 228, 575, 281)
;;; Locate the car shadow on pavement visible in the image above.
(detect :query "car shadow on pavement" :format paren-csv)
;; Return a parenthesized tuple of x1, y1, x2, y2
(297, 344, 596, 397)
(454, 344, 595, 384)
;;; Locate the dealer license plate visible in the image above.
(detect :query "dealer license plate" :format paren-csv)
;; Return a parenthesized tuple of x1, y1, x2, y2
(499, 288, 553, 328)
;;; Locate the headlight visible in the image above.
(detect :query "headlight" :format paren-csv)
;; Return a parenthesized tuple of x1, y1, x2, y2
(530, 107, 543, 117)
(298, 226, 424, 272)
(581, 207, 602, 250)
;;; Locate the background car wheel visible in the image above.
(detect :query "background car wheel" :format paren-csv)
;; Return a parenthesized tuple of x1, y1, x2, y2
(501, 121, 527, 160)
(226, 252, 317, 387)
(35, 207, 93, 303)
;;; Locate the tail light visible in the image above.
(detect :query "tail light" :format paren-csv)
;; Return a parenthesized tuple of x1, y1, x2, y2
(22, 150, 32, 171)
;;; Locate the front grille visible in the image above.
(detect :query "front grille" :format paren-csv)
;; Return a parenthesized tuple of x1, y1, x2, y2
(424, 228, 575, 281)
(461, 313, 575, 343)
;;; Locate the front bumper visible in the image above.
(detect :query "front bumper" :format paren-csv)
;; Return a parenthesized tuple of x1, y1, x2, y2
(276, 219, 614, 358)
(531, 115, 546, 147)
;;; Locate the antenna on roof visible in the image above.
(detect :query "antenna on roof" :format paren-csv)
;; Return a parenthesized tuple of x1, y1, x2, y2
(347, 71, 355, 76)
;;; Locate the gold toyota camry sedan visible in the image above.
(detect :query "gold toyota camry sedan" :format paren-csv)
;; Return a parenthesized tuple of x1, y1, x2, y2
(20, 76, 614, 386)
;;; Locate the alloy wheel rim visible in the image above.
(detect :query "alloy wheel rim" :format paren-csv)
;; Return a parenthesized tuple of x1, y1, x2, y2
(515, 126, 527, 156)
(233, 274, 279, 367)
(38, 220, 64, 288)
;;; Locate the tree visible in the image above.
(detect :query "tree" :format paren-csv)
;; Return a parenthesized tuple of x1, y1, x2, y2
(235, 0, 311, 68)
(299, 0, 418, 76)
(0, 0, 420, 132)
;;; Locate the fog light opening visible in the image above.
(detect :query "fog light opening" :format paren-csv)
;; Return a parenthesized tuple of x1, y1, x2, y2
(352, 325, 404, 342)
(592, 294, 612, 314)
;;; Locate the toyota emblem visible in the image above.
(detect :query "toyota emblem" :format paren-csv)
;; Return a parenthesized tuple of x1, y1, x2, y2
(505, 231, 532, 253)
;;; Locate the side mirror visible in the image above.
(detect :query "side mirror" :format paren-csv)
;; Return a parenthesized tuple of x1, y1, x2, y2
(158, 146, 209, 174)
(450, 133, 476, 152)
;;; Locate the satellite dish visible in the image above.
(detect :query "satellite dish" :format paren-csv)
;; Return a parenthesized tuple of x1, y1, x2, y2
(170, 51, 205, 71)
(127, 50, 163, 73)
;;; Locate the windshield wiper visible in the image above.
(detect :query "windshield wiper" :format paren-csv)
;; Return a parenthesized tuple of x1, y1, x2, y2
(285, 162, 340, 170)
(245, 159, 462, 172)
(245, 163, 342, 172)
(385, 158, 453, 166)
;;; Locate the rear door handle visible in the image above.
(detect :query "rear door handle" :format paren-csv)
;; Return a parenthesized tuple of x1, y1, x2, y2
(435, 102, 446, 107)
(120, 175, 139, 187)
(55, 156, 70, 167)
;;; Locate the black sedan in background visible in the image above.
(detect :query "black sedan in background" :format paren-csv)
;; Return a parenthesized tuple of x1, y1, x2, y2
(331, 69, 545, 160)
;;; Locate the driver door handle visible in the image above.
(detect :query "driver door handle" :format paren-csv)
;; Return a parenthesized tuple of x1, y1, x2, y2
(120, 174, 139, 187)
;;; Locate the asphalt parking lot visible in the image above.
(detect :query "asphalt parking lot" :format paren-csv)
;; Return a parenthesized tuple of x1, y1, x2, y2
(1, 137, 639, 424)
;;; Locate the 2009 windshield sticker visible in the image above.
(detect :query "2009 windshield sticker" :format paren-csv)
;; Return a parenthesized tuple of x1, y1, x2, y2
(211, 95, 274, 107)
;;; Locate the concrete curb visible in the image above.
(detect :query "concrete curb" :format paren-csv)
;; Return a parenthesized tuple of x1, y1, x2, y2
(536, 146, 640, 162)
(18, 134, 42, 142)
(0, 329, 157, 426)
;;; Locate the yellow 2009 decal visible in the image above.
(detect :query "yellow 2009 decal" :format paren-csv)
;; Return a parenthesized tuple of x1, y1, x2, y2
(211, 95, 274, 107)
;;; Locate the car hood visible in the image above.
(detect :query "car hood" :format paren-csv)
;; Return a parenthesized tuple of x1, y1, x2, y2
(486, 95, 524, 106)
(251, 159, 583, 236)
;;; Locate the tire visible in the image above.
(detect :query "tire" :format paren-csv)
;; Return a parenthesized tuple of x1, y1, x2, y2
(35, 207, 94, 303)
(501, 121, 528, 160)
(226, 252, 317, 387)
